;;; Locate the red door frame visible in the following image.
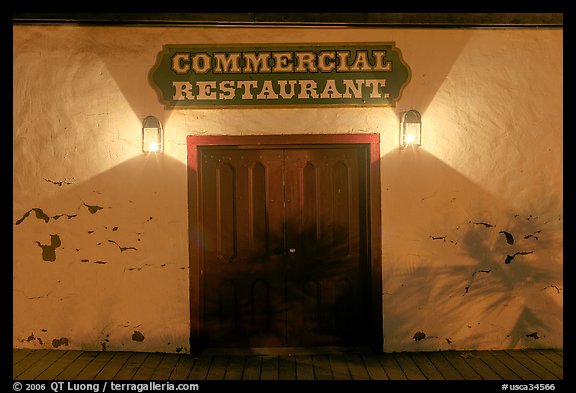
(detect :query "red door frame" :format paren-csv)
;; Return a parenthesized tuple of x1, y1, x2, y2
(187, 134, 382, 352)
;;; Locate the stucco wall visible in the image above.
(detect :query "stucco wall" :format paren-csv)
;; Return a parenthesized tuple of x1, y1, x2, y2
(13, 25, 563, 353)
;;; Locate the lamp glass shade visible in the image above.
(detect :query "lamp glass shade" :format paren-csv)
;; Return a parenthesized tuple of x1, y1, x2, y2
(400, 110, 421, 147)
(142, 116, 163, 152)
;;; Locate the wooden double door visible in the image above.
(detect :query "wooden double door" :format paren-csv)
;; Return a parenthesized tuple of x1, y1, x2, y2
(198, 144, 372, 348)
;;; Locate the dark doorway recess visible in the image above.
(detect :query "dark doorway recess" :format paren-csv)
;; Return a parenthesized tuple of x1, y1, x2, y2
(187, 134, 382, 353)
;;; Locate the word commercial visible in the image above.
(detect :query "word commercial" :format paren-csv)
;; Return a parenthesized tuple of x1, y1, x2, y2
(150, 44, 411, 108)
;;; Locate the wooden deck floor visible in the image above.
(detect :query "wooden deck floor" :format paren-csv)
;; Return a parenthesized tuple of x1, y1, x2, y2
(13, 348, 563, 381)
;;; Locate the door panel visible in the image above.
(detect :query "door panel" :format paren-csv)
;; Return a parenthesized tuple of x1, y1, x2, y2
(283, 148, 368, 346)
(201, 149, 285, 347)
(200, 146, 368, 347)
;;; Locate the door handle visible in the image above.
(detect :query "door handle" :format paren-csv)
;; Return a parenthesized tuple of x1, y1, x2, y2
(272, 247, 296, 255)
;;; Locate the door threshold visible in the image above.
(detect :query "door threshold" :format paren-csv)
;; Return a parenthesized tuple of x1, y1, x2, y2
(201, 345, 373, 356)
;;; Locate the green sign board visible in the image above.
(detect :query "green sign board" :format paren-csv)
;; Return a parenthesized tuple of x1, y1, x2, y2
(149, 43, 411, 108)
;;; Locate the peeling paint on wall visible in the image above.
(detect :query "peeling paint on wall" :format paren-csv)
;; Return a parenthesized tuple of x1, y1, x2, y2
(52, 337, 69, 348)
(473, 221, 494, 228)
(127, 264, 152, 272)
(35, 234, 62, 262)
(499, 231, 514, 245)
(16, 208, 50, 224)
(83, 203, 104, 214)
(471, 269, 491, 277)
(51, 213, 78, 220)
(412, 331, 426, 341)
(544, 285, 562, 293)
(464, 270, 492, 295)
(43, 177, 74, 186)
(132, 331, 145, 342)
(101, 334, 110, 351)
(107, 239, 138, 252)
(15, 203, 107, 226)
(504, 251, 534, 264)
(524, 230, 542, 240)
(26, 333, 44, 345)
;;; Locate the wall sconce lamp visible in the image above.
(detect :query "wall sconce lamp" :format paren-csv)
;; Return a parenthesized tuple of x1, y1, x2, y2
(142, 116, 163, 152)
(400, 109, 422, 147)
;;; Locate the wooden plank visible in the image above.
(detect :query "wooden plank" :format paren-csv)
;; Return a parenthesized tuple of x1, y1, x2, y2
(393, 352, 426, 380)
(36, 350, 84, 380)
(11, 349, 564, 382)
(328, 354, 352, 380)
(459, 352, 502, 380)
(410, 352, 444, 380)
(278, 355, 296, 380)
(54, 351, 100, 379)
(242, 356, 262, 380)
(94, 352, 131, 380)
(260, 355, 279, 380)
(344, 353, 369, 380)
(75, 351, 115, 380)
(524, 351, 563, 379)
(538, 350, 563, 368)
(170, 355, 196, 380)
(505, 350, 558, 380)
(425, 352, 462, 380)
(206, 355, 228, 380)
(17, 350, 67, 380)
(113, 352, 149, 380)
(377, 353, 406, 380)
(151, 353, 181, 380)
(13, 349, 35, 364)
(224, 355, 245, 380)
(188, 355, 213, 380)
(132, 353, 165, 380)
(489, 351, 539, 380)
(475, 351, 521, 380)
(361, 354, 388, 380)
(312, 354, 333, 380)
(12, 350, 49, 379)
(13, 350, 53, 378)
(295, 355, 314, 380)
(440, 351, 482, 380)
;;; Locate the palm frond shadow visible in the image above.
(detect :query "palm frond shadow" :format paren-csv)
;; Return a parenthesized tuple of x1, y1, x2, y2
(391, 214, 562, 349)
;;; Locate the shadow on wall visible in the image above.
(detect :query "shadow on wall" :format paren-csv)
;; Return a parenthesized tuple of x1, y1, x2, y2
(380, 148, 563, 351)
(201, 220, 371, 350)
(13, 153, 191, 353)
(14, 146, 563, 353)
(63, 27, 475, 129)
(14, 149, 373, 352)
